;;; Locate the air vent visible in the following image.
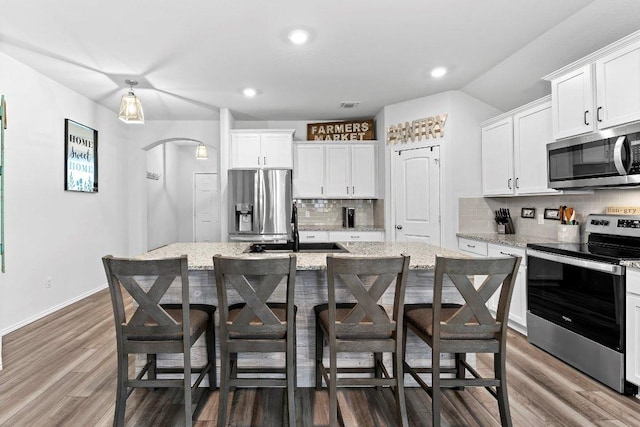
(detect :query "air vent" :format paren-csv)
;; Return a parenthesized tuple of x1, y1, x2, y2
(340, 101, 360, 109)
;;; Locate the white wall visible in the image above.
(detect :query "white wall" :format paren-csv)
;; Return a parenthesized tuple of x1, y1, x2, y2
(0, 52, 221, 357)
(146, 143, 179, 250)
(127, 121, 220, 255)
(0, 51, 130, 341)
(381, 90, 501, 250)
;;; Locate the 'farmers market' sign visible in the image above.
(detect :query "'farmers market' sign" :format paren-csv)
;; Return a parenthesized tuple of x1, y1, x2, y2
(307, 119, 374, 141)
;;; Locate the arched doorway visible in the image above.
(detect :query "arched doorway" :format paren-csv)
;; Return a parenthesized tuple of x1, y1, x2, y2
(144, 138, 220, 250)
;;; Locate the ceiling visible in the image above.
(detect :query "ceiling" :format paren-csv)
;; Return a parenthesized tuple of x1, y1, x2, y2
(1, 0, 640, 122)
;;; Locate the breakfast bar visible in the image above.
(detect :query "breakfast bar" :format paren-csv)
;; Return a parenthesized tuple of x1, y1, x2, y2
(136, 241, 466, 387)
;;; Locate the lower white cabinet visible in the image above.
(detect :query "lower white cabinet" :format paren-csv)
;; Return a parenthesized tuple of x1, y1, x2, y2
(456, 238, 527, 335)
(626, 269, 640, 387)
(299, 230, 385, 243)
(487, 244, 527, 334)
(329, 230, 384, 242)
(299, 231, 329, 243)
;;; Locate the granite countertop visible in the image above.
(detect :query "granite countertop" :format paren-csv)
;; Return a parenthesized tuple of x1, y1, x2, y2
(456, 232, 562, 248)
(623, 261, 640, 269)
(299, 225, 384, 232)
(137, 242, 464, 271)
(456, 233, 640, 269)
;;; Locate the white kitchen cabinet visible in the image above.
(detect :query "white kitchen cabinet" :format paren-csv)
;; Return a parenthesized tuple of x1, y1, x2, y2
(548, 39, 640, 140)
(482, 97, 558, 197)
(299, 230, 329, 243)
(325, 144, 377, 198)
(457, 237, 488, 256)
(329, 230, 384, 242)
(293, 142, 378, 198)
(325, 145, 350, 197)
(626, 268, 640, 387)
(350, 144, 377, 197)
(481, 117, 514, 196)
(230, 130, 294, 169)
(550, 65, 594, 140)
(293, 144, 325, 197)
(456, 238, 527, 334)
(513, 100, 558, 195)
(487, 244, 527, 334)
(595, 41, 640, 129)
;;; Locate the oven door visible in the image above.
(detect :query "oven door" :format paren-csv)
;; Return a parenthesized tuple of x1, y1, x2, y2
(527, 249, 625, 351)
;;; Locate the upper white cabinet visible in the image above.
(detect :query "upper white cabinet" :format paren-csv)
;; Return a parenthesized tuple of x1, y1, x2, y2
(481, 117, 514, 196)
(230, 129, 294, 169)
(481, 97, 558, 196)
(550, 65, 594, 139)
(547, 36, 640, 140)
(293, 144, 325, 197)
(293, 142, 378, 198)
(513, 100, 557, 194)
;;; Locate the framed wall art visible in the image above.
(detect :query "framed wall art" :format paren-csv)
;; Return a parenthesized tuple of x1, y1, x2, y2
(544, 208, 560, 220)
(521, 207, 536, 219)
(65, 119, 98, 192)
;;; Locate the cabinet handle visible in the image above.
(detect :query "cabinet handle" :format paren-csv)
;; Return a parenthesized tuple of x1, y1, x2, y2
(515, 177, 519, 188)
(264, 156, 267, 165)
(597, 107, 603, 122)
(352, 186, 355, 194)
(321, 186, 323, 194)
(500, 251, 514, 257)
(508, 178, 512, 189)
(584, 110, 590, 126)
(346, 186, 349, 194)
(308, 236, 315, 239)
(257, 156, 261, 165)
(351, 235, 360, 239)
(467, 244, 476, 248)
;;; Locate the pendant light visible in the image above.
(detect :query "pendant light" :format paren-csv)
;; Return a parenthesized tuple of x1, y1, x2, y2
(118, 79, 145, 124)
(196, 142, 208, 159)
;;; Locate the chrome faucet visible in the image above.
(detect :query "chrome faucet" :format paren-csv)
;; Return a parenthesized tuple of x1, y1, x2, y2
(291, 201, 299, 252)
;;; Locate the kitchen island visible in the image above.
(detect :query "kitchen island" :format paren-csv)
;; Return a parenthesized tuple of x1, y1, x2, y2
(135, 241, 466, 387)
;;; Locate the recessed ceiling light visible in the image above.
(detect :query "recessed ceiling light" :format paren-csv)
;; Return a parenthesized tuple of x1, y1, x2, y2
(243, 88, 257, 97)
(430, 67, 447, 78)
(288, 29, 309, 45)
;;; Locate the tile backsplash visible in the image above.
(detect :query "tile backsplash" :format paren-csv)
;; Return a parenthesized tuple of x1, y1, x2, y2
(295, 199, 384, 228)
(459, 188, 640, 241)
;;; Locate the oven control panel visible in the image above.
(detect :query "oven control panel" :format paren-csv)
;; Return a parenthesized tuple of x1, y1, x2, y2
(586, 214, 640, 237)
(618, 218, 640, 229)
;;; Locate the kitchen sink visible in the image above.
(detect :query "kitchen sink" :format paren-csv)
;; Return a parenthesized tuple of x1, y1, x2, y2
(246, 242, 349, 253)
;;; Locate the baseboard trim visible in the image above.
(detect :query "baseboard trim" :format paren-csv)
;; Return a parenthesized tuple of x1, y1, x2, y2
(0, 284, 108, 336)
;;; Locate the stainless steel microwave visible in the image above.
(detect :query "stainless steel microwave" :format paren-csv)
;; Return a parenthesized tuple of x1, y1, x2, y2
(547, 121, 640, 189)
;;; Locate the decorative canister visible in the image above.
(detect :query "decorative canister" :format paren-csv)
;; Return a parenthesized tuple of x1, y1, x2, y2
(557, 224, 580, 243)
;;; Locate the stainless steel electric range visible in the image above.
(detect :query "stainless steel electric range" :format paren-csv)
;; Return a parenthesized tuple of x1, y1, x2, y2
(527, 214, 640, 395)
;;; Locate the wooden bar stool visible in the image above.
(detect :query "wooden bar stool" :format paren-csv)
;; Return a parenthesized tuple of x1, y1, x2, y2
(314, 254, 410, 427)
(213, 254, 297, 427)
(402, 255, 521, 427)
(102, 255, 216, 427)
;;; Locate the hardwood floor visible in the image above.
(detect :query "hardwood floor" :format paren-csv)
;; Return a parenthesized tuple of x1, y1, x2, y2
(1, 289, 640, 426)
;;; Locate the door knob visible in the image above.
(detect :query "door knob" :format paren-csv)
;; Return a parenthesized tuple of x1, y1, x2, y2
(396, 225, 403, 230)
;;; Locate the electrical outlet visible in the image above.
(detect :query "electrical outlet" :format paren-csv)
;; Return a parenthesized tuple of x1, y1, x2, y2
(46, 276, 52, 288)
(538, 213, 544, 225)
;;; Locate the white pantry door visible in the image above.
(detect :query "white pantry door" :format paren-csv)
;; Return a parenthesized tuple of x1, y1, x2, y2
(194, 173, 220, 242)
(393, 146, 441, 245)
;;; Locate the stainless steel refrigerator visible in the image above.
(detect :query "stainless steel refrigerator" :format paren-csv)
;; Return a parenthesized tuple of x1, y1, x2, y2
(228, 169, 292, 242)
